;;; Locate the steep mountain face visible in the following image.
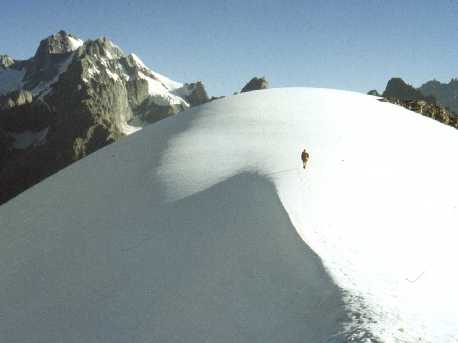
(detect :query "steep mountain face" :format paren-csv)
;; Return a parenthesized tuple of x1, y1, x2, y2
(0, 31, 209, 205)
(419, 78, 458, 113)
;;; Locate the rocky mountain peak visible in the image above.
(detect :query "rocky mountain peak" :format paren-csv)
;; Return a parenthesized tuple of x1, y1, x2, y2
(25, 31, 84, 86)
(382, 77, 435, 103)
(0, 32, 211, 205)
(77, 37, 124, 61)
(241, 77, 268, 93)
(373, 77, 457, 129)
(0, 55, 14, 69)
(34, 31, 83, 57)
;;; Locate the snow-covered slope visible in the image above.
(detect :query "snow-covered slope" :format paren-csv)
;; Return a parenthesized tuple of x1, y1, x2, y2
(1, 88, 457, 342)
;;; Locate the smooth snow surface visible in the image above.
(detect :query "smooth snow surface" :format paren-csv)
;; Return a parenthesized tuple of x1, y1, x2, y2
(1, 88, 457, 342)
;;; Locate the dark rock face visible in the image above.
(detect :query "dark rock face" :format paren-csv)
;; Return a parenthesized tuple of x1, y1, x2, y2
(367, 90, 381, 97)
(241, 77, 268, 93)
(419, 79, 458, 114)
(137, 98, 187, 124)
(376, 77, 458, 129)
(0, 31, 210, 205)
(24, 31, 81, 90)
(382, 78, 435, 103)
(183, 81, 210, 106)
(0, 127, 13, 167)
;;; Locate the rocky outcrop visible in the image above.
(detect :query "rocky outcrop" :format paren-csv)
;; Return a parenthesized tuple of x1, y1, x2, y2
(382, 78, 435, 103)
(241, 77, 268, 93)
(182, 81, 209, 106)
(0, 90, 33, 110)
(374, 77, 458, 129)
(0, 31, 210, 205)
(380, 98, 458, 129)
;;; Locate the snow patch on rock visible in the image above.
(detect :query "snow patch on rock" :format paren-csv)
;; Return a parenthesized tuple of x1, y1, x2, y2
(67, 36, 84, 51)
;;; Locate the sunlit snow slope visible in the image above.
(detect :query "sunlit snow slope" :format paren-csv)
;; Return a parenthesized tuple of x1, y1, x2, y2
(1, 88, 457, 342)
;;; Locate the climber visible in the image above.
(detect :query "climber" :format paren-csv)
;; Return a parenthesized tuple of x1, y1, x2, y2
(301, 149, 309, 169)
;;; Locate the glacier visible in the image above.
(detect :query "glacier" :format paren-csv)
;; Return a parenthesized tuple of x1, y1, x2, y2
(0, 88, 457, 342)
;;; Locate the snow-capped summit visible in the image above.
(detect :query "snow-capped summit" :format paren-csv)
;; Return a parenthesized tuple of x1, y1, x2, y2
(1, 88, 457, 342)
(34, 30, 84, 57)
(0, 31, 209, 205)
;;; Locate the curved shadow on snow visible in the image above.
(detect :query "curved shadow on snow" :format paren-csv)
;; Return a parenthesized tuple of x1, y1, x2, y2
(128, 173, 349, 342)
(1, 93, 353, 341)
(1, 173, 349, 342)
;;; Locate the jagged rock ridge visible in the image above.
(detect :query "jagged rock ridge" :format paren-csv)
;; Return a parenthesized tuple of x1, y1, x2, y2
(380, 97, 458, 129)
(371, 77, 458, 130)
(0, 31, 210, 205)
(382, 77, 435, 103)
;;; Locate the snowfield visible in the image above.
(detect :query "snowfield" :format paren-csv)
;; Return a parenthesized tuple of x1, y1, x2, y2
(0, 88, 457, 342)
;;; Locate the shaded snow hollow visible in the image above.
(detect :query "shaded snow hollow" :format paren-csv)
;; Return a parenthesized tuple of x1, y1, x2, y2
(1, 88, 457, 342)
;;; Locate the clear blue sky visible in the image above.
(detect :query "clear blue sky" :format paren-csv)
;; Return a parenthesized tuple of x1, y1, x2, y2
(2, 0, 458, 95)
